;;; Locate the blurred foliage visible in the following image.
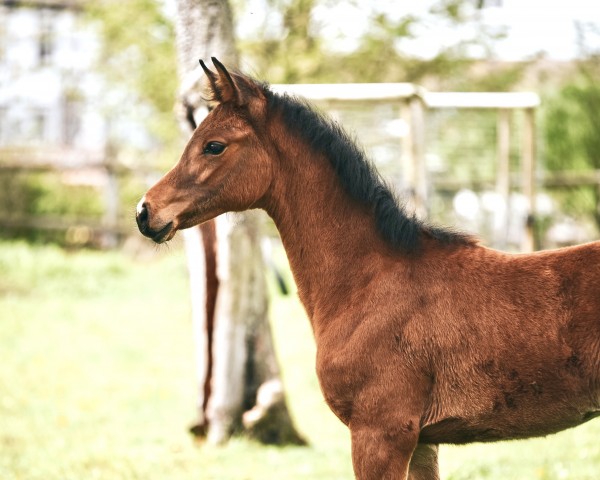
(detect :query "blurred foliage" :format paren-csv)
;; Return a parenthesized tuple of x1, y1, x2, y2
(0, 171, 100, 243)
(235, 0, 522, 90)
(16, 0, 595, 246)
(85, 0, 181, 166)
(0, 168, 145, 246)
(542, 31, 600, 228)
(0, 171, 103, 218)
(544, 77, 600, 172)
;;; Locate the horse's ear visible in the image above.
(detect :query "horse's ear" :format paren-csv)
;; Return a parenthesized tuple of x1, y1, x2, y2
(199, 59, 220, 98)
(200, 58, 260, 107)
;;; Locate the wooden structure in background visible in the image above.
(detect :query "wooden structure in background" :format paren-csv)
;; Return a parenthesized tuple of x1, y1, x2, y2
(11, 83, 600, 251)
(0, 148, 135, 246)
(273, 84, 540, 251)
(425, 92, 539, 250)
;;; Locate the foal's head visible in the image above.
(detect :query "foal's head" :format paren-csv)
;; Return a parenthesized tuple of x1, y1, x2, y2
(136, 58, 272, 243)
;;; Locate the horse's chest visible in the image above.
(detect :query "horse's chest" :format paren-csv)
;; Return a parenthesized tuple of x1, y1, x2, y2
(315, 347, 370, 425)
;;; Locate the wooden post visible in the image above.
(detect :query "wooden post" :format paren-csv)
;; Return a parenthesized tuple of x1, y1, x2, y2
(401, 100, 414, 206)
(102, 162, 119, 248)
(406, 94, 428, 219)
(496, 108, 510, 248)
(521, 107, 536, 252)
(174, 0, 304, 446)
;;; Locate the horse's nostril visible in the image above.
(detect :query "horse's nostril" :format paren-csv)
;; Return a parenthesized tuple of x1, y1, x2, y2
(136, 201, 150, 231)
(138, 203, 148, 223)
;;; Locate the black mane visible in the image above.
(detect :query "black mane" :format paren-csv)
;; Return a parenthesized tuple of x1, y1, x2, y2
(262, 85, 475, 253)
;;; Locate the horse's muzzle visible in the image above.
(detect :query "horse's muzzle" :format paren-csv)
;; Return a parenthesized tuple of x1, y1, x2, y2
(136, 200, 173, 243)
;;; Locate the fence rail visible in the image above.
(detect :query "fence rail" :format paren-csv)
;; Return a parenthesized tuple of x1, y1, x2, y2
(0, 150, 159, 246)
(2, 87, 599, 249)
(274, 84, 541, 250)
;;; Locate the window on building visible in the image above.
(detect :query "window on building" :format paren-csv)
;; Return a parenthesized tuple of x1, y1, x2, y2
(38, 8, 54, 66)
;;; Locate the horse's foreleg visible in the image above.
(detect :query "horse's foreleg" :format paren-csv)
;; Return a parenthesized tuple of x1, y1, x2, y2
(408, 444, 439, 480)
(350, 424, 418, 480)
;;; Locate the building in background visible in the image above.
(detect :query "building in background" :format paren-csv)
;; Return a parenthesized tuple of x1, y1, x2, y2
(0, 0, 108, 159)
(0, 0, 147, 246)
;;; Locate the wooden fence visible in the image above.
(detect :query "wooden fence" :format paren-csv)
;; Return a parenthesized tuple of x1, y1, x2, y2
(0, 148, 158, 247)
(273, 84, 540, 250)
(2, 86, 599, 250)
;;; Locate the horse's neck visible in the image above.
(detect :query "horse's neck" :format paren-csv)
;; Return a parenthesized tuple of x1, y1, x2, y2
(263, 138, 389, 322)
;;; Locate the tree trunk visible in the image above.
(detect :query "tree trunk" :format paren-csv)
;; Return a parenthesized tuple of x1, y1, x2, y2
(173, 0, 305, 446)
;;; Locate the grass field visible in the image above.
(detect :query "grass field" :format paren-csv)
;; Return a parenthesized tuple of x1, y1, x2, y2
(0, 239, 599, 479)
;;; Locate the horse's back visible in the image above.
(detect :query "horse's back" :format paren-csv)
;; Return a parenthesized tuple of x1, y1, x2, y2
(393, 240, 600, 444)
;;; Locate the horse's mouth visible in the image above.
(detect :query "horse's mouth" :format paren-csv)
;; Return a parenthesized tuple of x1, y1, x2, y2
(152, 221, 175, 243)
(138, 220, 175, 244)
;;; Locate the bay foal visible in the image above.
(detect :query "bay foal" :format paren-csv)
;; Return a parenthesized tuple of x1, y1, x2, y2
(137, 58, 600, 479)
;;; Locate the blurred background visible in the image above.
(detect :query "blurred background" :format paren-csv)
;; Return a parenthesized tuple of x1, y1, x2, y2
(1, 0, 600, 249)
(1, 1, 600, 479)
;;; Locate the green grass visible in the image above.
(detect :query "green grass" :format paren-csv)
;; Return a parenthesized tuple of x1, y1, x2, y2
(0, 239, 599, 479)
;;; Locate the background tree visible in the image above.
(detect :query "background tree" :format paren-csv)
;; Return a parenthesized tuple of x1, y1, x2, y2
(173, 0, 306, 446)
(543, 24, 600, 230)
(236, 0, 522, 90)
(88, 0, 304, 446)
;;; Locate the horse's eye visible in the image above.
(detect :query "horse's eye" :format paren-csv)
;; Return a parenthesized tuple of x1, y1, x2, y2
(203, 141, 226, 155)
